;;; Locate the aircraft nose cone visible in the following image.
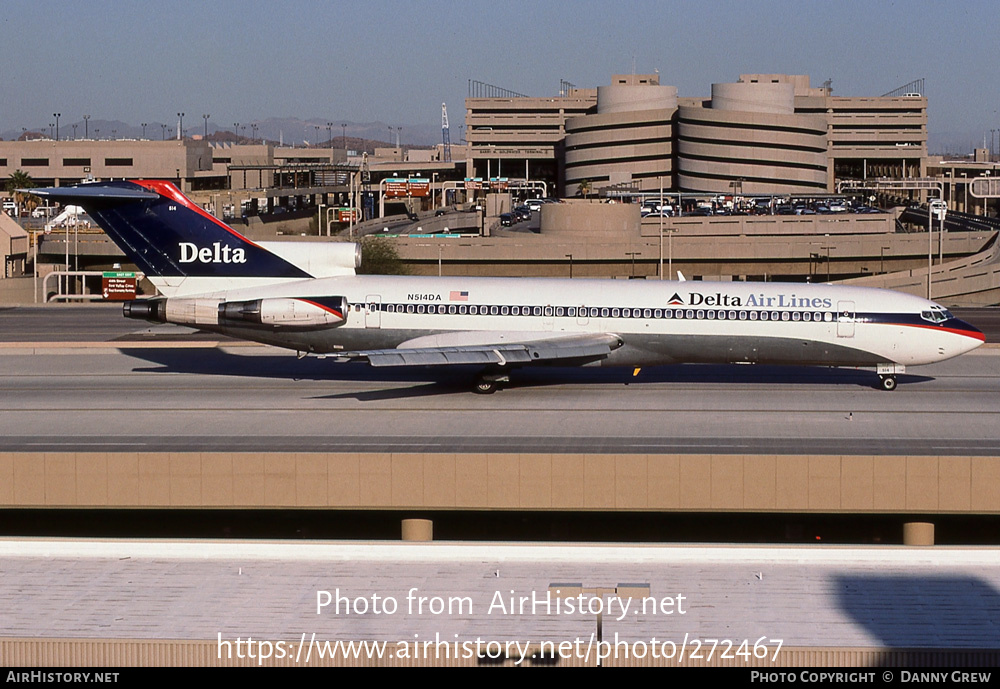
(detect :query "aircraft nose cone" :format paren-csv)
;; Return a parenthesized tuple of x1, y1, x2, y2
(949, 318, 985, 352)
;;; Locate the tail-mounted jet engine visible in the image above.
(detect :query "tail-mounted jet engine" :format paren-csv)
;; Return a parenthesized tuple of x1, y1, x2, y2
(125, 296, 349, 330)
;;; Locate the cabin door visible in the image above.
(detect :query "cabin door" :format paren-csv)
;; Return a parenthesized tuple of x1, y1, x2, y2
(365, 295, 381, 329)
(837, 300, 855, 338)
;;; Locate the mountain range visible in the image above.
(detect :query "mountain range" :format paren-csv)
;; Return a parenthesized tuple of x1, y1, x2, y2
(2, 117, 442, 148)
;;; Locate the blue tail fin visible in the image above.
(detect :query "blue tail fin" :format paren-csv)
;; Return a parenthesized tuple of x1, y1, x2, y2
(31, 180, 311, 280)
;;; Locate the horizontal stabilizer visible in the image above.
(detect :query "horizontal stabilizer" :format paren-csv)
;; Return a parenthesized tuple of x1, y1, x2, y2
(28, 186, 160, 202)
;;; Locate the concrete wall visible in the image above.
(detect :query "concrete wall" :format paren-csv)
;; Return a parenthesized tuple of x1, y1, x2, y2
(539, 200, 640, 237)
(1, 451, 996, 513)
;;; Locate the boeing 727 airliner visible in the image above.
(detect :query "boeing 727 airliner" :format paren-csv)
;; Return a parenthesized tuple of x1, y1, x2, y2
(31, 180, 984, 393)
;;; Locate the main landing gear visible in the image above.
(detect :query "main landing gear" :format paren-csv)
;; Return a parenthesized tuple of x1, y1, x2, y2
(878, 375, 897, 391)
(473, 368, 510, 394)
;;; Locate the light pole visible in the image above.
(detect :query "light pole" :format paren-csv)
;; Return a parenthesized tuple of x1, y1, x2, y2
(233, 123, 240, 141)
(251, 124, 258, 143)
(203, 114, 210, 139)
(83, 114, 90, 139)
(53, 113, 61, 141)
(141, 123, 147, 139)
(326, 122, 333, 151)
(177, 112, 185, 140)
(927, 202, 933, 298)
(161, 124, 168, 140)
(72, 123, 77, 140)
(342, 123, 347, 149)
(667, 228, 676, 281)
(658, 177, 664, 279)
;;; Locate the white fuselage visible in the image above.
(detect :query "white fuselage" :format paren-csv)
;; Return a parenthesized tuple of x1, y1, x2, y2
(162, 275, 984, 369)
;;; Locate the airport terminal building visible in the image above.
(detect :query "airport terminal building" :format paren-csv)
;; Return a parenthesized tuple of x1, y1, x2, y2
(465, 73, 927, 198)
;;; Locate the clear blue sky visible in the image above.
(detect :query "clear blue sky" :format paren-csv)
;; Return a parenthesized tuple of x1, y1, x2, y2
(4, 0, 998, 148)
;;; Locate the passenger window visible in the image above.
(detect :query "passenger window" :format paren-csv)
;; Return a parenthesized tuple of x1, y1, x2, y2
(782, 311, 790, 321)
(792, 311, 800, 321)
(501, 305, 509, 316)
(534, 306, 542, 317)
(623, 308, 631, 318)
(652, 309, 660, 318)
(490, 306, 499, 315)
(544, 306, 553, 317)
(459, 305, 468, 314)
(611, 308, 620, 318)
(601, 308, 610, 318)
(417, 304, 426, 314)
(439, 305, 447, 314)
(568, 307, 577, 317)
(407, 304, 414, 314)
(556, 307, 565, 317)
(728, 310, 736, 320)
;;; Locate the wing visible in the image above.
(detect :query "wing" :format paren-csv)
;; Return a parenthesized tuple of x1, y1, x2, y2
(333, 332, 623, 367)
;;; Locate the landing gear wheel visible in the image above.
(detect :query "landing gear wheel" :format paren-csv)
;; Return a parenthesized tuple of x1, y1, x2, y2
(473, 377, 498, 395)
(879, 375, 897, 391)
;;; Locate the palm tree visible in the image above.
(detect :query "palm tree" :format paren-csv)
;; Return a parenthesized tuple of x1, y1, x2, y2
(5, 169, 38, 216)
(578, 179, 592, 199)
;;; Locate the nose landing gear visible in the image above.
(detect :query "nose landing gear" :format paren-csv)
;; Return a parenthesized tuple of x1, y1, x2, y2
(878, 374, 897, 391)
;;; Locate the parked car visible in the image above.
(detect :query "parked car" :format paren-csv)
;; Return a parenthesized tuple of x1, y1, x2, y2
(499, 212, 516, 227)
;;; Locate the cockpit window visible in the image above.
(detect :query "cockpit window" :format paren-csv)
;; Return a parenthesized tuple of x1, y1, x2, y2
(921, 309, 951, 324)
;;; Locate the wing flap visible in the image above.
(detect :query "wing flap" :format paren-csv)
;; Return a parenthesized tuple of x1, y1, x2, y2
(336, 333, 622, 367)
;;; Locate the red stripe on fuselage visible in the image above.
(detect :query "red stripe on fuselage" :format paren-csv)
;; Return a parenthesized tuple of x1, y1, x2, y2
(297, 299, 344, 320)
(886, 321, 986, 342)
(132, 180, 263, 249)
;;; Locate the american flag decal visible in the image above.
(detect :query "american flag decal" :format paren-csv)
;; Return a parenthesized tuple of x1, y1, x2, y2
(450, 291, 469, 301)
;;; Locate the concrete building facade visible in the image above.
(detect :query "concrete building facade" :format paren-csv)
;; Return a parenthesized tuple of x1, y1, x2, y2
(0, 139, 217, 190)
(467, 73, 928, 198)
